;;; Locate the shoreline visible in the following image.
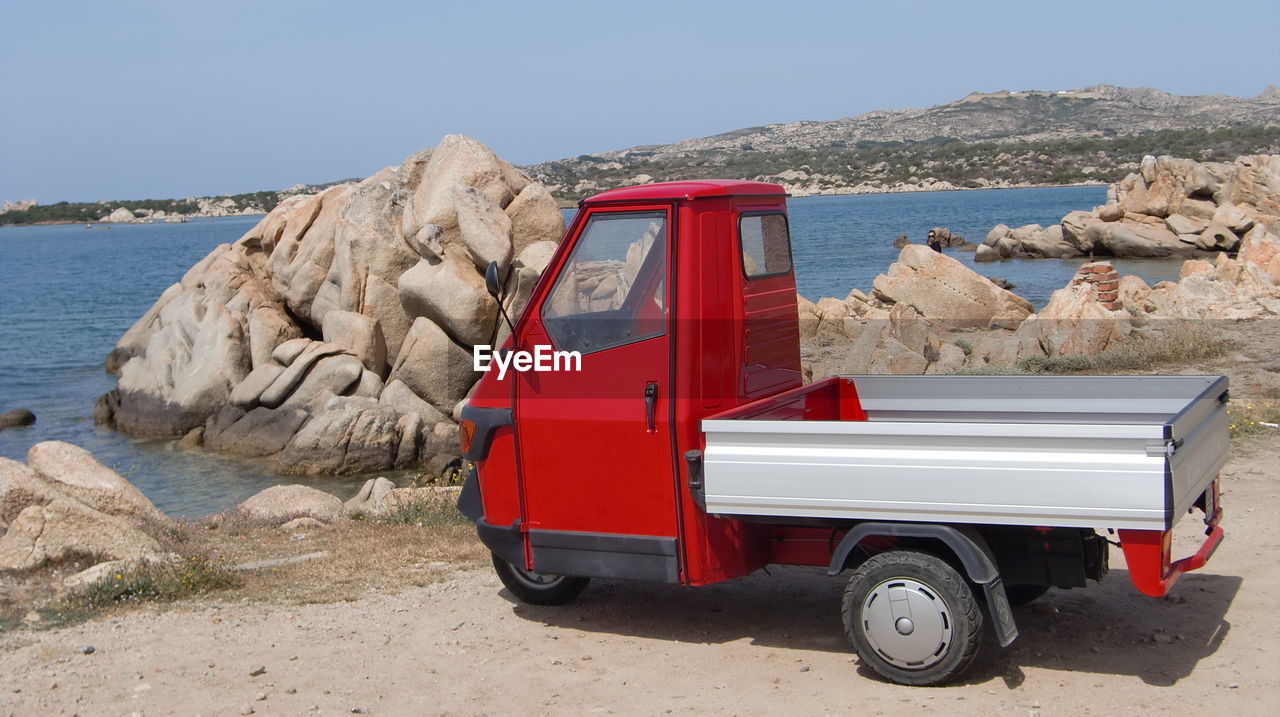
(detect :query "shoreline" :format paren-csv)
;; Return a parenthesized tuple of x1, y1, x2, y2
(0, 212, 268, 229)
(552, 180, 1107, 208)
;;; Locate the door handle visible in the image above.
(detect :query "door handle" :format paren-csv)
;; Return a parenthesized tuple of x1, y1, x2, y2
(644, 382, 658, 432)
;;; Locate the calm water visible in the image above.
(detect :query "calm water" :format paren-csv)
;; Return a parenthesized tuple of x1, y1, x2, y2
(1, 187, 1182, 516)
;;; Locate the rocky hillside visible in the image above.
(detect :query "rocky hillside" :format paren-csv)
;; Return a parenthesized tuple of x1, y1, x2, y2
(0, 181, 355, 226)
(530, 85, 1280, 199)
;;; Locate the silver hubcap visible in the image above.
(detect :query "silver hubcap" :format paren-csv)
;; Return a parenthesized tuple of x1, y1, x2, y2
(861, 578, 953, 670)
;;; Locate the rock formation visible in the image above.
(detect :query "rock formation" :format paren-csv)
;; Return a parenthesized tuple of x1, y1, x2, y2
(977, 154, 1279, 261)
(96, 135, 565, 475)
(1127, 226, 1280, 321)
(0, 442, 170, 570)
(803, 218, 1280, 379)
(871, 245, 1033, 329)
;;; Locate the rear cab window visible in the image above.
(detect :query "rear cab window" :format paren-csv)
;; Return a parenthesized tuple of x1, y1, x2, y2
(739, 213, 792, 279)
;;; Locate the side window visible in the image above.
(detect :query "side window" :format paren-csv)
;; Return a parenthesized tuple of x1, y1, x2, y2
(739, 213, 792, 279)
(543, 211, 667, 354)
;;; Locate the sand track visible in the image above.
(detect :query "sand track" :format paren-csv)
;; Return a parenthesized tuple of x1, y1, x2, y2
(1, 441, 1277, 716)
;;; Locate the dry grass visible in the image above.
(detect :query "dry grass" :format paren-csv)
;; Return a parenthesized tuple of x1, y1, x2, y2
(190, 490, 485, 604)
(957, 321, 1235, 376)
(1227, 399, 1280, 440)
(1, 490, 486, 631)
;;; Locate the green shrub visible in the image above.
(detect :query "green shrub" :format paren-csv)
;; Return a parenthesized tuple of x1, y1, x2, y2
(63, 557, 239, 612)
(377, 493, 468, 528)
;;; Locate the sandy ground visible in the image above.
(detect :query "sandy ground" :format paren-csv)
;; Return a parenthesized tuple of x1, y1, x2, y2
(0, 438, 1277, 716)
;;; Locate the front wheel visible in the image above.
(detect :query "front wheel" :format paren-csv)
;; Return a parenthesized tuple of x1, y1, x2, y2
(841, 550, 983, 686)
(491, 554, 590, 606)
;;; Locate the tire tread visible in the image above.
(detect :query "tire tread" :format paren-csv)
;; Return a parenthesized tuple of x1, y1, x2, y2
(841, 550, 983, 685)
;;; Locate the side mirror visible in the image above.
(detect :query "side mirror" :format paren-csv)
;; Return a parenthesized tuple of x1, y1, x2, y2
(484, 261, 502, 300)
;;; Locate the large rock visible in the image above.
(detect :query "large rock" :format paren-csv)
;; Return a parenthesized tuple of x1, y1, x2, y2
(97, 136, 562, 477)
(26, 442, 167, 523)
(102, 207, 135, 223)
(108, 291, 253, 436)
(1, 457, 63, 525)
(1197, 222, 1241, 252)
(388, 317, 478, 415)
(277, 355, 367, 411)
(322, 311, 387, 374)
(0, 499, 162, 570)
(1016, 283, 1130, 356)
(377, 379, 448, 424)
(203, 405, 310, 457)
(237, 484, 344, 524)
(344, 477, 397, 516)
(398, 252, 497, 347)
(1085, 221, 1196, 258)
(1238, 226, 1280, 283)
(871, 245, 1033, 329)
(276, 405, 405, 475)
(1164, 214, 1209, 236)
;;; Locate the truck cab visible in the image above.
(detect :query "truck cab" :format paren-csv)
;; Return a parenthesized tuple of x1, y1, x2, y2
(457, 180, 1227, 685)
(460, 180, 799, 587)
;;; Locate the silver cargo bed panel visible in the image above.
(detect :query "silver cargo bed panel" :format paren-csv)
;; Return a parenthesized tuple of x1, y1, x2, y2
(701, 375, 1229, 531)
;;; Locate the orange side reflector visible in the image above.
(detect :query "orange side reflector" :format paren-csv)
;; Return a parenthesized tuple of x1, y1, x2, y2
(459, 420, 476, 454)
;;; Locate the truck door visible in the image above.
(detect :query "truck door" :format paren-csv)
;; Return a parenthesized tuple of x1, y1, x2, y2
(514, 206, 680, 583)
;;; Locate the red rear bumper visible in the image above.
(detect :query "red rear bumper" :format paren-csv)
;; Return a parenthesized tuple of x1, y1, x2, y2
(1119, 480, 1224, 597)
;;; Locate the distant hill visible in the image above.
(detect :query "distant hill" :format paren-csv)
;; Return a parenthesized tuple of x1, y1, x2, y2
(0, 179, 359, 226)
(527, 85, 1280, 199)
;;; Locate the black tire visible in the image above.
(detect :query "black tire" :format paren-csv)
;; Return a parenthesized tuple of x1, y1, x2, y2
(491, 554, 590, 606)
(1004, 584, 1051, 606)
(841, 550, 983, 686)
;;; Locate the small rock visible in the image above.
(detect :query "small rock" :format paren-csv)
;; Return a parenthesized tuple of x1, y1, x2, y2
(286, 688, 298, 695)
(255, 692, 267, 701)
(81, 645, 96, 655)
(280, 516, 327, 533)
(249, 665, 267, 677)
(1228, 682, 1239, 689)
(240, 705, 255, 715)
(1152, 632, 1173, 644)
(0, 408, 36, 430)
(798, 666, 810, 672)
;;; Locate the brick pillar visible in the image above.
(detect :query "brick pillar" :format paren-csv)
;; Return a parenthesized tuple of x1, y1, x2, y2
(1070, 261, 1123, 311)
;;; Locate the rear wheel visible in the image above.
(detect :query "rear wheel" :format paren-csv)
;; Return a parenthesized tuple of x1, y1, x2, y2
(491, 554, 590, 606)
(841, 550, 983, 686)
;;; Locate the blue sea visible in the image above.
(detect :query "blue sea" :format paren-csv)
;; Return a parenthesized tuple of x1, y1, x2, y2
(0, 187, 1183, 516)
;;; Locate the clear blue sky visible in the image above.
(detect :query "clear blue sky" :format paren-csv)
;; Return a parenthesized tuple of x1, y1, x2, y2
(2, 0, 1277, 203)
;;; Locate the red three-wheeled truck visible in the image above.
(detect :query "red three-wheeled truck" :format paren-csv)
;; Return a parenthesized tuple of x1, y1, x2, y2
(456, 180, 1228, 685)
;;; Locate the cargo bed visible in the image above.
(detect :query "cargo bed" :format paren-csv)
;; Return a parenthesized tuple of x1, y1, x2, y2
(701, 375, 1229, 531)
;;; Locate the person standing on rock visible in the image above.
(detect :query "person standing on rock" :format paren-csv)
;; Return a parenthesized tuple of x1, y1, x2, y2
(927, 229, 942, 253)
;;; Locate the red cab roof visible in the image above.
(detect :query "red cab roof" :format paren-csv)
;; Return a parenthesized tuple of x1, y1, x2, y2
(583, 179, 786, 204)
